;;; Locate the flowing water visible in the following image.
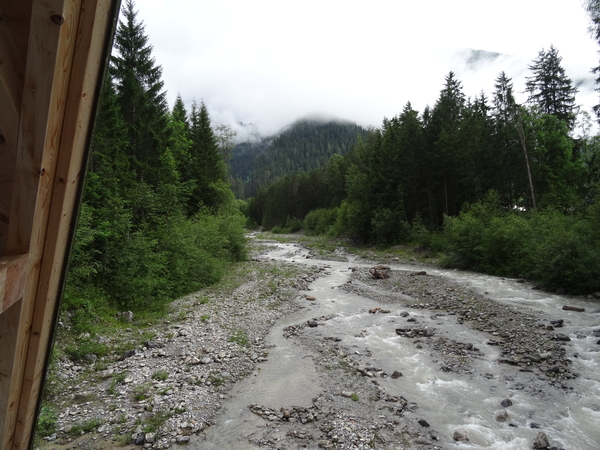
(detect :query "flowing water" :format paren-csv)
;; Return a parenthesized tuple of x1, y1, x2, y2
(197, 240, 600, 449)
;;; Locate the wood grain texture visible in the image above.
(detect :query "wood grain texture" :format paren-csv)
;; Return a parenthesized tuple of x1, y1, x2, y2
(12, 1, 117, 447)
(0, 299, 22, 448)
(0, 254, 27, 313)
(2, 1, 75, 447)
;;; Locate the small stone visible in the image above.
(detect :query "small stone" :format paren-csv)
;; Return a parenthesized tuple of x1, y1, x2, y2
(308, 321, 318, 327)
(453, 431, 469, 442)
(418, 419, 430, 427)
(533, 431, 550, 449)
(200, 357, 212, 364)
(496, 411, 509, 422)
(391, 371, 403, 378)
(145, 433, 155, 443)
(176, 436, 190, 443)
(530, 422, 542, 429)
(341, 391, 353, 398)
(501, 399, 513, 408)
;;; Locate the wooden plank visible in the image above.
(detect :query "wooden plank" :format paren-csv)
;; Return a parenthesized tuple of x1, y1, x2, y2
(0, 1, 33, 60)
(0, 299, 22, 447)
(0, 7, 26, 151)
(1, 0, 77, 447)
(11, 1, 119, 448)
(0, 179, 12, 255)
(0, 254, 27, 313)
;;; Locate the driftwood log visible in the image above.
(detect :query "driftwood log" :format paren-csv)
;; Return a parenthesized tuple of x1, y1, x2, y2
(369, 265, 390, 279)
(562, 305, 585, 312)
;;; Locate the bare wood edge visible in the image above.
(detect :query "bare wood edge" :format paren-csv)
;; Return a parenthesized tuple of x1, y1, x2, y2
(12, 1, 119, 448)
(2, 1, 77, 447)
(0, 254, 28, 313)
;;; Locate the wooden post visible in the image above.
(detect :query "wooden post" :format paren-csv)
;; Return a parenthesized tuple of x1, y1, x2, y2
(0, 0, 119, 448)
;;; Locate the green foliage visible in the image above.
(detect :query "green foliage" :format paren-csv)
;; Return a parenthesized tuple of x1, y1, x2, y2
(304, 208, 339, 235)
(68, 418, 104, 437)
(228, 329, 250, 347)
(441, 192, 600, 293)
(230, 119, 368, 198)
(36, 405, 58, 437)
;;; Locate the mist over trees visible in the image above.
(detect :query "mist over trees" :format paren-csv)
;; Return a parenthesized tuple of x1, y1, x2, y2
(245, 40, 600, 294)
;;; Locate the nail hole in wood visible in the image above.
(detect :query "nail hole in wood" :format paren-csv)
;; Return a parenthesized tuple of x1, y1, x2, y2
(50, 15, 65, 26)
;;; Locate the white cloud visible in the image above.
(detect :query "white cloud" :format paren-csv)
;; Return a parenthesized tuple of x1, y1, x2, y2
(130, 0, 599, 134)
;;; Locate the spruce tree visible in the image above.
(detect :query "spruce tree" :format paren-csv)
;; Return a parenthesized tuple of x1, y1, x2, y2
(111, 0, 168, 185)
(525, 45, 578, 130)
(187, 100, 228, 213)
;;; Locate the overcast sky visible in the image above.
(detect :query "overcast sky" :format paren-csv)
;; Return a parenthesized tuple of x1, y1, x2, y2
(131, 0, 599, 139)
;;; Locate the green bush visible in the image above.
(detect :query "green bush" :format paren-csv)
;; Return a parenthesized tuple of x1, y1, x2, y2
(304, 208, 339, 236)
(441, 191, 600, 294)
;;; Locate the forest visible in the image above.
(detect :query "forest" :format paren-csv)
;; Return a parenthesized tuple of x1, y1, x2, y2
(63, 0, 247, 334)
(67, 0, 600, 330)
(246, 46, 600, 294)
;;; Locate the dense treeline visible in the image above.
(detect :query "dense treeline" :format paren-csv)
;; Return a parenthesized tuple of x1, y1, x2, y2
(65, 0, 246, 329)
(229, 119, 367, 198)
(246, 45, 600, 294)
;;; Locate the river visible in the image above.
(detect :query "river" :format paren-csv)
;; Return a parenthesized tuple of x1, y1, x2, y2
(198, 238, 600, 449)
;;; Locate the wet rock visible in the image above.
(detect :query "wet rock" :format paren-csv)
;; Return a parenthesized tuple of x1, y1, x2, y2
(530, 422, 542, 429)
(552, 333, 571, 341)
(496, 411, 509, 422)
(305, 296, 316, 301)
(533, 431, 550, 449)
(145, 432, 156, 443)
(453, 430, 469, 442)
(501, 399, 513, 408)
(593, 292, 600, 299)
(417, 419, 430, 427)
(391, 371, 403, 378)
(308, 321, 318, 327)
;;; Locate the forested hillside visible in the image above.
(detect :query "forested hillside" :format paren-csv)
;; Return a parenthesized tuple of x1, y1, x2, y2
(65, 0, 246, 328)
(229, 119, 367, 198)
(246, 46, 600, 294)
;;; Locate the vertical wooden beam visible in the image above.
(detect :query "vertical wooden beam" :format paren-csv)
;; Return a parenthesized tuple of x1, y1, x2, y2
(2, 0, 79, 447)
(12, 1, 117, 447)
(0, 299, 22, 444)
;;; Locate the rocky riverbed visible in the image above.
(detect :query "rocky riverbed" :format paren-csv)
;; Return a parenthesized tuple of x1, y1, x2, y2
(37, 236, 598, 450)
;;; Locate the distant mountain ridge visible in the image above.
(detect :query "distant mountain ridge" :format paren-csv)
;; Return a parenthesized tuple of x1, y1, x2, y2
(229, 118, 367, 198)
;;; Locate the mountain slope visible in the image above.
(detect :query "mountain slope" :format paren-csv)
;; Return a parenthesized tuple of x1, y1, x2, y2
(229, 118, 367, 198)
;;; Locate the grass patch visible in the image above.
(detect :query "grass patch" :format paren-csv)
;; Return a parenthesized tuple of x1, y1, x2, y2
(142, 409, 173, 433)
(228, 328, 249, 347)
(350, 393, 359, 401)
(68, 417, 103, 437)
(152, 370, 169, 381)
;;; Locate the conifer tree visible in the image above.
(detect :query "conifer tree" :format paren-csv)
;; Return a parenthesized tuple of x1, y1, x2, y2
(585, 0, 600, 120)
(525, 46, 578, 130)
(187, 100, 228, 213)
(111, 0, 168, 184)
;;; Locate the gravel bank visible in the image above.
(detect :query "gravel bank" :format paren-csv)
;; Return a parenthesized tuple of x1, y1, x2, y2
(37, 237, 587, 450)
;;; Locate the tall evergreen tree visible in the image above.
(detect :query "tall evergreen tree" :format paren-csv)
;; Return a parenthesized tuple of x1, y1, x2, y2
(525, 45, 578, 130)
(187, 100, 228, 213)
(111, 0, 169, 185)
(430, 72, 466, 217)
